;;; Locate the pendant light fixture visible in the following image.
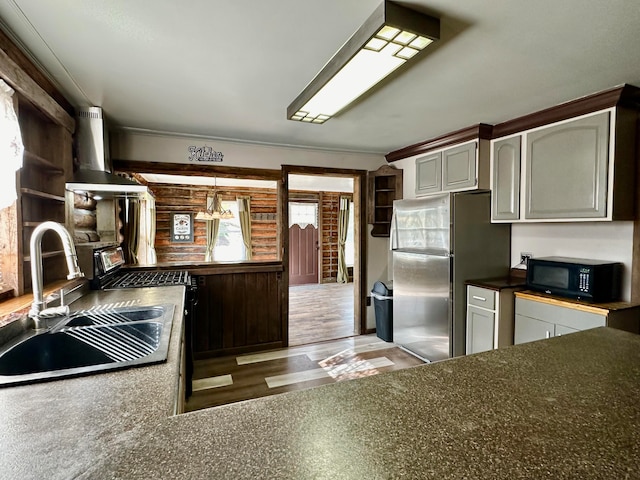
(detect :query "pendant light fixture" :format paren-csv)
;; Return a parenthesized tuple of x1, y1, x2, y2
(287, 1, 439, 124)
(195, 179, 234, 220)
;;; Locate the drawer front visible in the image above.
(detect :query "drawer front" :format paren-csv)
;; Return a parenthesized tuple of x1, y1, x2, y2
(468, 286, 496, 310)
(515, 298, 606, 331)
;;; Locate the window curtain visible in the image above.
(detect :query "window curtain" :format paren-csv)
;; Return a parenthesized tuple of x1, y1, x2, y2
(237, 195, 252, 260)
(148, 200, 157, 264)
(124, 199, 140, 264)
(140, 195, 157, 264)
(337, 196, 350, 283)
(0, 79, 24, 210)
(204, 195, 220, 261)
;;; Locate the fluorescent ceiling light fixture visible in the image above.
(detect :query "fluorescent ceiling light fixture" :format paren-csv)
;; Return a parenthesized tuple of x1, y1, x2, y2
(287, 1, 439, 124)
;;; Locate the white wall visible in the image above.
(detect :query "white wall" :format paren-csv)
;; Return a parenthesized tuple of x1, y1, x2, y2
(111, 129, 388, 328)
(511, 222, 634, 301)
(111, 129, 385, 170)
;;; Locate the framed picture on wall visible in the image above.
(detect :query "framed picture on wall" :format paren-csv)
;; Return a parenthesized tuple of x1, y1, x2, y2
(171, 213, 193, 243)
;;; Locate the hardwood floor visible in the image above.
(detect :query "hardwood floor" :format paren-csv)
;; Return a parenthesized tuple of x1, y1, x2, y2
(185, 282, 413, 413)
(186, 334, 425, 412)
(289, 282, 355, 346)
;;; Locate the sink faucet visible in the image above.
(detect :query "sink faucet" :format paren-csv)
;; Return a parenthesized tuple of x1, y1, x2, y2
(29, 222, 84, 329)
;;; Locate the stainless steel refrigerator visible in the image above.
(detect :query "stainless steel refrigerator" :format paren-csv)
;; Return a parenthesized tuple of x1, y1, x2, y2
(390, 191, 510, 361)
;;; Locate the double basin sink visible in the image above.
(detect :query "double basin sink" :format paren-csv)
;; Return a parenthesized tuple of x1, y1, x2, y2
(0, 304, 175, 387)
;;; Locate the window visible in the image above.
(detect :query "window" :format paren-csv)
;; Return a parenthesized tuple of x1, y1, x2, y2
(289, 202, 318, 228)
(214, 201, 246, 261)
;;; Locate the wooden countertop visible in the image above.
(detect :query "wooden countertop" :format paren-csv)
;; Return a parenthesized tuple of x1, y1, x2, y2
(515, 289, 640, 314)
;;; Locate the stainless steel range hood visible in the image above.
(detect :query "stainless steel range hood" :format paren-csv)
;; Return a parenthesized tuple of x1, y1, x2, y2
(66, 107, 148, 197)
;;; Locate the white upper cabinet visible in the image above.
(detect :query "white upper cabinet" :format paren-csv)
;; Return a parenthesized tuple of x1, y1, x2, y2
(491, 136, 521, 221)
(525, 111, 609, 220)
(415, 140, 489, 196)
(491, 107, 636, 223)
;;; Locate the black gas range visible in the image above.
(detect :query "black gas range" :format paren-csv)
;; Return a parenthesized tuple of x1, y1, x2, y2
(77, 244, 190, 290)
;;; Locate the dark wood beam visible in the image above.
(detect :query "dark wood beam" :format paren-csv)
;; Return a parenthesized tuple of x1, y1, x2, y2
(112, 159, 281, 181)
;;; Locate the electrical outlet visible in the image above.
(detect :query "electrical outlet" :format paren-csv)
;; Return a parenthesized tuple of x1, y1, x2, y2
(520, 252, 533, 264)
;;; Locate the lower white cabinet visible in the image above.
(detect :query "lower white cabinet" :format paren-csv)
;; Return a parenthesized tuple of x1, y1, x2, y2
(467, 305, 495, 354)
(466, 284, 522, 355)
(514, 295, 607, 345)
(514, 314, 582, 344)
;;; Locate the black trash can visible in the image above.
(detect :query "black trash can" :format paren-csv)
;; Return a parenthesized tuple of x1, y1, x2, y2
(371, 281, 393, 342)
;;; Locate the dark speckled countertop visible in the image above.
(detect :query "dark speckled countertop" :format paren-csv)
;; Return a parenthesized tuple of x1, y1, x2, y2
(1, 292, 639, 479)
(466, 275, 527, 291)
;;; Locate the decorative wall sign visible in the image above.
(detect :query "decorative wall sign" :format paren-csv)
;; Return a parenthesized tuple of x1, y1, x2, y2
(188, 145, 224, 162)
(171, 213, 194, 243)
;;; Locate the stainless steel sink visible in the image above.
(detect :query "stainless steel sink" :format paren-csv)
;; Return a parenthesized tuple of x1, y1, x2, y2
(62, 304, 166, 328)
(0, 304, 175, 387)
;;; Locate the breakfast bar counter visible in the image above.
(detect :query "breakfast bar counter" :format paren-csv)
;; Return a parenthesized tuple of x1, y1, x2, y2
(1, 313, 639, 478)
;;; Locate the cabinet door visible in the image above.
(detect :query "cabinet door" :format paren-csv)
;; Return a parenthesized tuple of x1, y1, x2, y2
(467, 305, 495, 354)
(416, 152, 442, 195)
(525, 112, 610, 219)
(492, 136, 521, 221)
(554, 324, 579, 336)
(442, 142, 477, 191)
(514, 314, 554, 344)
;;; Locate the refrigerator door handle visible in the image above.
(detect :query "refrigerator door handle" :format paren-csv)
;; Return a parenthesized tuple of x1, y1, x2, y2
(390, 208, 398, 250)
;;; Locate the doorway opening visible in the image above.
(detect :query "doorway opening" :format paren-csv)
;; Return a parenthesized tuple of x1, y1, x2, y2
(281, 166, 367, 348)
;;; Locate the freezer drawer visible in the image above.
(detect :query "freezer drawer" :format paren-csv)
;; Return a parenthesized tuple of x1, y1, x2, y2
(393, 251, 450, 362)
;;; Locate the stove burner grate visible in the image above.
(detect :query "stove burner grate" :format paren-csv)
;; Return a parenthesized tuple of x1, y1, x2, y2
(107, 270, 189, 289)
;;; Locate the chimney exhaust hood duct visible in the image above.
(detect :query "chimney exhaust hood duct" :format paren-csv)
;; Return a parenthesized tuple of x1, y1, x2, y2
(66, 107, 148, 197)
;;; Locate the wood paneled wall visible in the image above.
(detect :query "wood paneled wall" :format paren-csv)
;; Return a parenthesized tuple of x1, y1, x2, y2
(192, 268, 284, 357)
(149, 184, 278, 263)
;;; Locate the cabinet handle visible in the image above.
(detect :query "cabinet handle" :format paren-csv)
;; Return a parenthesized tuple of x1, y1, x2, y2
(472, 296, 486, 302)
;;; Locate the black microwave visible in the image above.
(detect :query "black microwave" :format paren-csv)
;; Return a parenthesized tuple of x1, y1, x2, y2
(526, 256, 622, 302)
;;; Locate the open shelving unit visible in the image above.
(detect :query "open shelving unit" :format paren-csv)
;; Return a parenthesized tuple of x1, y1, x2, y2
(367, 165, 403, 237)
(0, 52, 74, 298)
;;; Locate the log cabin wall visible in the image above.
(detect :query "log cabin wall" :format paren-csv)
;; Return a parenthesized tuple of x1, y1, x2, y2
(150, 183, 352, 276)
(149, 184, 278, 263)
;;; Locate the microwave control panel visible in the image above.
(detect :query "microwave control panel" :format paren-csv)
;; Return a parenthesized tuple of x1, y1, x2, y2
(578, 268, 591, 292)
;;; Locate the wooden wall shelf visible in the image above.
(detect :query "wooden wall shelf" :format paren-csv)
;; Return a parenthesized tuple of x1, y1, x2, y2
(20, 188, 65, 203)
(23, 150, 64, 173)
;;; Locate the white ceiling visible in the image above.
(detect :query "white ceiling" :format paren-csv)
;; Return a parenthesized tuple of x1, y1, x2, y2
(1, 0, 640, 155)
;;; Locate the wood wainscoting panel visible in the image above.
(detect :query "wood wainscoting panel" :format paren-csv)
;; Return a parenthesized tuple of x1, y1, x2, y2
(193, 268, 284, 358)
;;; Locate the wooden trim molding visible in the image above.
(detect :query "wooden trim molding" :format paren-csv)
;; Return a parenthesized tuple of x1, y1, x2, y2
(0, 46, 74, 133)
(492, 84, 640, 139)
(386, 123, 493, 162)
(113, 159, 281, 181)
(281, 164, 367, 177)
(282, 165, 368, 336)
(0, 27, 74, 116)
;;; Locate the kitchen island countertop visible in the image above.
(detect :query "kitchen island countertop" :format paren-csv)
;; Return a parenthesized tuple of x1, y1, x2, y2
(2, 309, 639, 478)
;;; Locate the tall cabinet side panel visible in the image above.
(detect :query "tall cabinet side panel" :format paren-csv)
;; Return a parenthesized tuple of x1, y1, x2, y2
(451, 192, 511, 357)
